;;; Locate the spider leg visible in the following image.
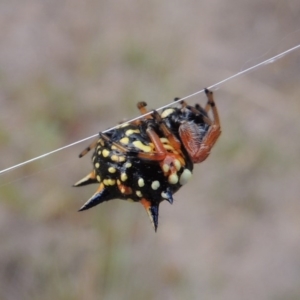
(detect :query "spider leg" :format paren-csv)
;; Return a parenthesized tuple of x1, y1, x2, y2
(138, 120, 186, 184)
(102, 112, 185, 178)
(100, 133, 129, 153)
(200, 89, 213, 113)
(180, 89, 221, 163)
(174, 97, 213, 126)
(205, 88, 220, 126)
(193, 89, 214, 113)
(151, 110, 182, 151)
(137, 101, 152, 119)
(129, 101, 153, 126)
(134, 126, 168, 161)
(78, 139, 99, 158)
(99, 103, 181, 164)
(101, 119, 184, 185)
(99, 131, 167, 164)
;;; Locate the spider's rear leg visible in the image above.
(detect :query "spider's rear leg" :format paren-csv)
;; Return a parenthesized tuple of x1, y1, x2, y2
(179, 89, 221, 163)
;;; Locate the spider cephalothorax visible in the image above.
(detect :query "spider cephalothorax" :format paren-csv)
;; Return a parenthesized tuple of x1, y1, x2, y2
(74, 89, 221, 231)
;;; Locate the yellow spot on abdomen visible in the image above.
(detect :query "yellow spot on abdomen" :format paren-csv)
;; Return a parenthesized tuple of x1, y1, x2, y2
(136, 190, 142, 197)
(108, 167, 116, 173)
(132, 141, 152, 152)
(121, 173, 128, 181)
(118, 156, 126, 162)
(125, 129, 140, 136)
(162, 144, 175, 151)
(104, 179, 116, 186)
(151, 181, 160, 190)
(120, 137, 129, 145)
(161, 108, 175, 119)
(102, 149, 110, 157)
(162, 164, 170, 173)
(174, 159, 181, 171)
(179, 169, 192, 185)
(161, 191, 168, 199)
(111, 155, 126, 162)
(119, 122, 129, 128)
(125, 162, 132, 168)
(138, 178, 145, 187)
(168, 173, 178, 184)
(160, 138, 169, 144)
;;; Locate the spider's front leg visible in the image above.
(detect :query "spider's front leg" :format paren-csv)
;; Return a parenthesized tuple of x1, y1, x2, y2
(78, 139, 99, 158)
(135, 102, 184, 165)
(179, 89, 221, 164)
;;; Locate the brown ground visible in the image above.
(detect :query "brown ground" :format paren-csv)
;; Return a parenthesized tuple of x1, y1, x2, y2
(0, 1, 300, 299)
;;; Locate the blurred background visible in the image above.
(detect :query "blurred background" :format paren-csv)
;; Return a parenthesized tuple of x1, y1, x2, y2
(0, 0, 300, 299)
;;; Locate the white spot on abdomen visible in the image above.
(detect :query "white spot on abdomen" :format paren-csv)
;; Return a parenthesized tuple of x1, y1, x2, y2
(151, 181, 160, 190)
(179, 169, 192, 185)
(168, 173, 178, 184)
(138, 178, 145, 187)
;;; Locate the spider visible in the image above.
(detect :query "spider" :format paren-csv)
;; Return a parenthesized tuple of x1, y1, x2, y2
(74, 89, 221, 231)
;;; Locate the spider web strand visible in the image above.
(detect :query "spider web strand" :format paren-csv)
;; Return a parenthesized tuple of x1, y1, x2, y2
(1, 43, 299, 175)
